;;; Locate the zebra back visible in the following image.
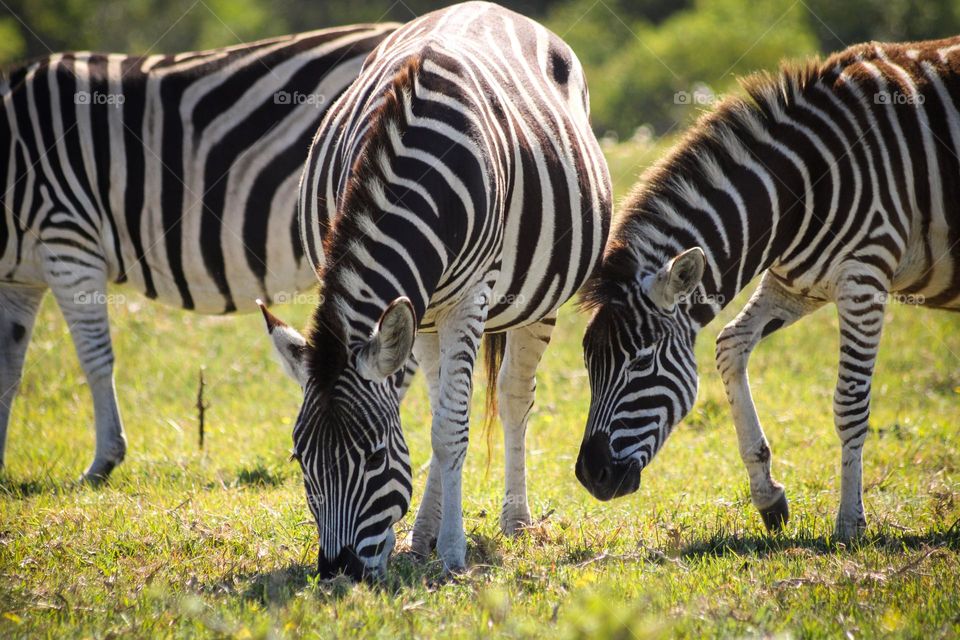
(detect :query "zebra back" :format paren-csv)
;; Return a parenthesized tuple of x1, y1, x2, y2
(0, 23, 399, 313)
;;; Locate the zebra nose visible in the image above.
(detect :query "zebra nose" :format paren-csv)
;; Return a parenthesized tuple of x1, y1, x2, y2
(576, 434, 641, 501)
(317, 545, 366, 581)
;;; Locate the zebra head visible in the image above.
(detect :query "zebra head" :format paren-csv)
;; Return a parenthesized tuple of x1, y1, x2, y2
(259, 298, 416, 581)
(577, 247, 705, 501)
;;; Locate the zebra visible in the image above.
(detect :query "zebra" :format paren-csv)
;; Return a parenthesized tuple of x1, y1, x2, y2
(262, 2, 611, 579)
(0, 23, 399, 483)
(576, 37, 960, 540)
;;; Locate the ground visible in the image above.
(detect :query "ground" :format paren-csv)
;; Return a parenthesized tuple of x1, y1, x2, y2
(1, 140, 959, 638)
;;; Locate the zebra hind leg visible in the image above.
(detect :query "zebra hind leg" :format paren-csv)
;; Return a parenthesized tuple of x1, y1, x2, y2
(497, 315, 555, 535)
(44, 251, 126, 484)
(0, 284, 47, 470)
(410, 334, 443, 557)
(716, 272, 823, 533)
(832, 273, 887, 541)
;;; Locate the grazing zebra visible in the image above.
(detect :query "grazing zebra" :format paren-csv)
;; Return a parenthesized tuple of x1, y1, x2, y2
(262, 2, 611, 578)
(0, 23, 399, 482)
(576, 37, 960, 540)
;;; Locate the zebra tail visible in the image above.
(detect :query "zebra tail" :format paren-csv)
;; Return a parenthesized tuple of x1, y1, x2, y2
(482, 332, 506, 474)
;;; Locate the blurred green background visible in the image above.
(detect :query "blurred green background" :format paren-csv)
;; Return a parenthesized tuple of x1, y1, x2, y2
(4, 0, 960, 140)
(3, 2, 960, 636)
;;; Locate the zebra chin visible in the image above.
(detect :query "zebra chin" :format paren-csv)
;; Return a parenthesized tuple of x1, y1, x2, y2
(575, 433, 642, 501)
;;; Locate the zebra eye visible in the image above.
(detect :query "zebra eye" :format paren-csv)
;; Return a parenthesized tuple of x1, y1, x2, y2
(289, 450, 301, 464)
(366, 447, 387, 471)
(627, 350, 655, 370)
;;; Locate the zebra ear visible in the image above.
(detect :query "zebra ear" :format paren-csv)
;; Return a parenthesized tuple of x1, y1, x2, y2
(258, 300, 310, 388)
(357, 297, 417, 382)
(645, 247, 705, 310)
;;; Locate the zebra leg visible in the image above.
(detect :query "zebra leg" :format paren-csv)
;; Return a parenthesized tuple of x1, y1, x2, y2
(0, 285, 47, 470)
(716, 273, 823, 532)
(44, 258, 126, 484)
(832, 275, 886, 541)
(430, 283, 490, 572)
(410, 334, 443, 557)
(497, 315, 555, 535)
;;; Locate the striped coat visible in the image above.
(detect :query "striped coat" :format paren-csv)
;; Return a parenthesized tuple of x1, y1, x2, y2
(577, 37, 960, 539)
(265, 2, 611, 578)
(0, 24, 397, 481)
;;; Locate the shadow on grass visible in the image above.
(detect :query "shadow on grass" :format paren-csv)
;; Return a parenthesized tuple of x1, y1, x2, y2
(0, 471, 76, 498)
(678, 522, 960, 560)
(232, 461, 289, 488)
(234, 563, 316, 605)
(0, 476, 53, 498)
(223, 534, 501, 606)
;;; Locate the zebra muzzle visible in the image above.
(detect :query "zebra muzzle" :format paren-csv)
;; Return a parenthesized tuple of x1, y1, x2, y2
(575, 433, 642, 501)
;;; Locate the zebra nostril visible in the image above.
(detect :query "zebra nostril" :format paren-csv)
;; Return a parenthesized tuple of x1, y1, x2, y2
(595, 464, 610, 486)
(576, 433, 617, 494)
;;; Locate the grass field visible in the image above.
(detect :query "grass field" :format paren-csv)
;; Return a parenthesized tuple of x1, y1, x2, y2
(2, 140, 959, 638)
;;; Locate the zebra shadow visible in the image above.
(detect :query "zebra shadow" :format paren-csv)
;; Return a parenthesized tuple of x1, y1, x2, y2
(0, 459, 291, 498)
(0, 476, 54, 498)
(0, 469, 84, 498)
(227, 551, 458, 606)
(676, 522, 960, 560)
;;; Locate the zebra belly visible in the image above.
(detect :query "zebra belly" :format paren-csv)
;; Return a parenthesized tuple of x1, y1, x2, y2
(114, 158, 316, 315)
(892, 223, 960, 309)
(114, 238, 317, 315)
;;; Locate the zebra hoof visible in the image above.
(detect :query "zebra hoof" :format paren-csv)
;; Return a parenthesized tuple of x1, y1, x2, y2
(79, 459, 119, 486)
(410, 536, 437, 558)
(759, 493, 790, 533)
(833, 515, 867, 542)
(500, 509, 532, 537)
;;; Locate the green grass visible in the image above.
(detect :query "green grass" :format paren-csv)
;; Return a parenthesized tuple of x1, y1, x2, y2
(2, 140, 959, 638)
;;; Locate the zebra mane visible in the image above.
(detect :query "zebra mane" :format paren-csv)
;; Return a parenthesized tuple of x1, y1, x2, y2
(0, 56, 43, 94)
(580, 55, 833, 312)
(305, 56, 422, 388)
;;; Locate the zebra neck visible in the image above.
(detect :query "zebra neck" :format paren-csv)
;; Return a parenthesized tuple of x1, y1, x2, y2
(620, 110, 818, 330)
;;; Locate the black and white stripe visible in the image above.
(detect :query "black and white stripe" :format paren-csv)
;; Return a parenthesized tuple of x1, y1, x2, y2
(0, 23, 398, 481)
(266, 2, 611, 578)
(577, 37, 960, 539)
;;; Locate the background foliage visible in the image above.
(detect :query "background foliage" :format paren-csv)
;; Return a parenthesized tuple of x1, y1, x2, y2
(5, 0, 960, 138)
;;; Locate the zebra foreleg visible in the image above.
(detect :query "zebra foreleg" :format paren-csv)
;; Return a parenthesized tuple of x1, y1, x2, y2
(45, 257, 126, 484)
(832, 272, 886, 541)
(429, 282, 491, 572)
(497, 315, 555, 535)
(716, 272, 823, 532)
(410, 334, 443, 557)
(0, 285, 46, 470)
